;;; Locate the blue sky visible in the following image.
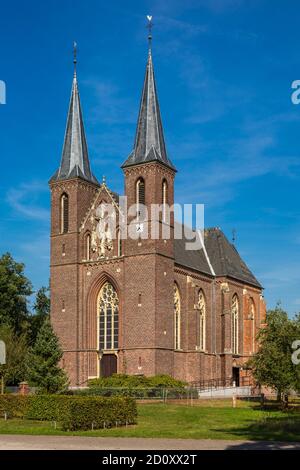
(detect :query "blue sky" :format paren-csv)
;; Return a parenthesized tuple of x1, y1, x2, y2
(0, 0, 300, 315)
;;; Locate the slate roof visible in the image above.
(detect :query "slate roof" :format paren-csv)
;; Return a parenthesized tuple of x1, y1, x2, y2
(122, 49, 176, 171)
(204, 228, 261, 288)
(50, 71, 98, 185)
(173, 223, 213, 276)
(172, 223, 261, 288)
(174, 237, 213, 276)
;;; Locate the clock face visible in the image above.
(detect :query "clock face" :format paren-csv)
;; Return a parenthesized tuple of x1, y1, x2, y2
(136, 223, 144, 233)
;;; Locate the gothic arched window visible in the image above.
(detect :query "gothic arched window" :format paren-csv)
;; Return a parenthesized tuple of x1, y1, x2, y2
(231, 294, 239, 355)
(117, 229, 122, 257)
(174, 284, 181, 350)
(60, 193, 69, 233)
(98, 282, 119, 350)
(162, 179, 168, 222)
(136, 178, 145, 219)
(249, 298, 255, 353)
(198, 289, 206, 351)
(86, 233, 91, 261)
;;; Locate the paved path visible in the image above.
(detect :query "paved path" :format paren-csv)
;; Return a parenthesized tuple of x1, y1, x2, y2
(0, 435, 299, 450)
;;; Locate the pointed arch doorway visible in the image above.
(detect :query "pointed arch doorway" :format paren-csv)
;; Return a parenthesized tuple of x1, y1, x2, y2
(97, 281, 119, 377)
(100, 354, 117, 377)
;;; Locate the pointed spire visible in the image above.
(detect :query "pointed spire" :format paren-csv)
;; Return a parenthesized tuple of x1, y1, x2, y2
(51, 43, 98, 185)
(122, 17, 176, 171)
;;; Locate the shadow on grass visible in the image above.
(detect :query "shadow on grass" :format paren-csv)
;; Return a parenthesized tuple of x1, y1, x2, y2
(213, 413, 300, 448)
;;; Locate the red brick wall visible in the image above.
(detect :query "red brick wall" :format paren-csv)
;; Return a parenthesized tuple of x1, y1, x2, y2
(49, 173, 265, 386)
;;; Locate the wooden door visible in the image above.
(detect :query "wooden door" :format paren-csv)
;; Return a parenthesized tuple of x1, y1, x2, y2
(100, 354, 117, 377)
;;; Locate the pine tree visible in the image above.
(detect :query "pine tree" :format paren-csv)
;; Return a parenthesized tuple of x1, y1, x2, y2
(26, 319, 68, 393)
(30, 286, 50, 343)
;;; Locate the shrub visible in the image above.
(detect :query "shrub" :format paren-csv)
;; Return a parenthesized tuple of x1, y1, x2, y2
(60, 396, 137, 431)
(147, 375, 187, 389)
(0, 394, 137, 431)
(25, 395, 71, 421)
(88, 374, 186, 392)
(88, 374, 150, 388)
(0, 395, 29, 418)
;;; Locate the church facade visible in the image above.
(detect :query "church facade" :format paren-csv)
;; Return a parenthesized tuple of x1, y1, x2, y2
(49, 42, 266, 387)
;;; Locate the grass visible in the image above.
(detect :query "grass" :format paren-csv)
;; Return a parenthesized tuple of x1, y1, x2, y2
(0, 401, 299, 441)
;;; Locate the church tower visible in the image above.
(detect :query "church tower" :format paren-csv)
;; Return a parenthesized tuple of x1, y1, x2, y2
(121, 29, 177, 377)
(49, 49, 99, 385)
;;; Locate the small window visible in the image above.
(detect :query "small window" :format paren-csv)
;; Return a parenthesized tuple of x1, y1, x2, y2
(86, 233, 91, 261)
(249, 298, 255, 353)
(231, 294, 239, 355)
(162, 179, 168, 222)
(60, 193, 69, 234)
(198, 289, 206, 351)
(136, 178, 145, 207)
(117, 230, 122, 257)
(174, 284, 181, 350)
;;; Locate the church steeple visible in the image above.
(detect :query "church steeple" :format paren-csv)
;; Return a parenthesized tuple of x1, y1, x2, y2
(51, 43, 98, 184)
(122, 22, 176, 171)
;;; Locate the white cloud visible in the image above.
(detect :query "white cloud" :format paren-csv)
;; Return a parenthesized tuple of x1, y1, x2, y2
(6, 181, 49, 222)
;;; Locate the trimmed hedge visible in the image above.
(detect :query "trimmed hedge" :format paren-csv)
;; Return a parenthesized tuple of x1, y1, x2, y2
(61, 396, 137, 431)
(88, 374, 186, 389)
(76, 386, 192, 399)
(25, 395, 71, 421)
(0, 395, 29, 418)
(0, 395, 137, 431)
(81, 374, 187, 398)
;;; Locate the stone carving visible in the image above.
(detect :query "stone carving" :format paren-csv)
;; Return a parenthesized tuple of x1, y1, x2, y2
(91, 203, 116, 258)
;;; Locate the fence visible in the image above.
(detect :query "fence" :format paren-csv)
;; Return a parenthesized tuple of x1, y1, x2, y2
(190, 376, 253, 392)
(74, 387, 199, 401)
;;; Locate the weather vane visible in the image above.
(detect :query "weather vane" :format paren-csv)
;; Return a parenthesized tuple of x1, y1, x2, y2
(73, 41, 77, 74)
(146, 15, 153, 48)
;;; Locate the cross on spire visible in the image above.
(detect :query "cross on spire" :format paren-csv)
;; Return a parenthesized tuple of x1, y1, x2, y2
(146, 15, 153, 51)
(73, 41, 77, 76)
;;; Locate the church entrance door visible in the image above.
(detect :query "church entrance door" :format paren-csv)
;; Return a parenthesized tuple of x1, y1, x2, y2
(232, 367, 240, 387)
(100, 354, 117, 377)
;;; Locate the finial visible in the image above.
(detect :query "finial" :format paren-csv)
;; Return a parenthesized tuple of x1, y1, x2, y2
(73, 41, 77, 76)
(102, 175, 106, 185)
(146, 15, 153, 51)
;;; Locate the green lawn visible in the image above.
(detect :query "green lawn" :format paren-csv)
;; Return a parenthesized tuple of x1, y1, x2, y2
(0, 402, 300, 441)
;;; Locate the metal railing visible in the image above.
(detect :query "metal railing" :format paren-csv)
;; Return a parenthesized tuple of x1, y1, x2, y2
(190, 376, 252, 392)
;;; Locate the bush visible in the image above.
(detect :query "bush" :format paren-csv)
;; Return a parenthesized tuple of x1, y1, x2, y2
(0, 395, 29, 418)
(60, 396, 137, 431)
(88, 374, 186, 390)
(0, 394, 137, 431)
(25, 395, 71, 421)
(147, 375, 187, 389)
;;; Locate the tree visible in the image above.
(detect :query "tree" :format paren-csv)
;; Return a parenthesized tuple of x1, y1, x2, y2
(0, 253, 32, 334)
(249, 306, 300, 406)
(26, 319, 68, 393)
(29, 286, 50, 343)
(0, 324, 28, 386)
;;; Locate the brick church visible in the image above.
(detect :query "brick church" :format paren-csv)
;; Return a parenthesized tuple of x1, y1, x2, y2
(49, 38, 266, 387)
